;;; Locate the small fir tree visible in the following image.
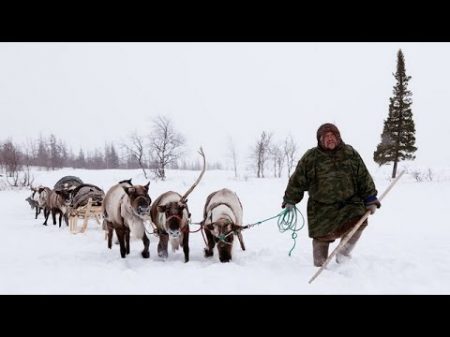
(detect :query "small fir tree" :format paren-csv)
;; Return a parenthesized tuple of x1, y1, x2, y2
(374, 49, 417, 178)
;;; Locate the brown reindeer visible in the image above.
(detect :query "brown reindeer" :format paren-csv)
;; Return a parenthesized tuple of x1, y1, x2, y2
(150, 148, 206, 263)
(36, 186, 52, 226)
(202, 188, 245, 263)
(103, 179, 152, 258)
(44, 188, 73, 227)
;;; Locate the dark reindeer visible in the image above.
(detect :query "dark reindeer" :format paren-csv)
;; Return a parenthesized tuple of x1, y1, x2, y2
(202, 188, 245, 263)
(150, 148, 206, 263)
(36, 186, 52, 226)
(26, 186, 42, 219)
(44, 188, 73, 227)
(103, 179, 152, 258)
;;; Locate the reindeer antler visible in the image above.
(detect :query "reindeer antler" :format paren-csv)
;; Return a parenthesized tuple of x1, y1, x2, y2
(180, 147, 206, 203)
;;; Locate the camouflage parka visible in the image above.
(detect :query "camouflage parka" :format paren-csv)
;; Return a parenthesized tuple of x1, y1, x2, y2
(283, 143, 377, 238)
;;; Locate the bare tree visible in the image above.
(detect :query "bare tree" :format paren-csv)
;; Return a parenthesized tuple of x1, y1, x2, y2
(1, 140, 22, 186)
(74, 149, 86, 168)
(122, 131, 148, 178)
(108, 143, 120, 169)
(36, 135, 49, 168)
(85, 149, 104, 170)
(149, 115, 185, 180)
(227, 136, 239, 178)
(283, 135, 298, 178)
(270, 142, 284, 178)
(104, 142, 119, 169)
(21, 140, 34, 187)
(45, 134, 67, 169)
(252, 131, 272, 178)
(1, 140, 21, 177)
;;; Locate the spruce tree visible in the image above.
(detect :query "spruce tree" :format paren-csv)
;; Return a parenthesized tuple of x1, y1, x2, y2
(374, 49, 417, 178)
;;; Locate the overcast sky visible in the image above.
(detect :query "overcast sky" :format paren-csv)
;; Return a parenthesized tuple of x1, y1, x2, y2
(1, 42, 449, 167)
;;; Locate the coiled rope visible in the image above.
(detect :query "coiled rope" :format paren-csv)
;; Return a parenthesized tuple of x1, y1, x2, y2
(240, 206, 305, 256)
(277, 206, 305, 256)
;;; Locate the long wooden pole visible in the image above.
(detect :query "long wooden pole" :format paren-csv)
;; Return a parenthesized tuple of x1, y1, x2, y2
(308, 170, 405, 284)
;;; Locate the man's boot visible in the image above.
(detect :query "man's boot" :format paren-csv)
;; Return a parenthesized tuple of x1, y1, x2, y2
(312, 239, 330, 267)
(336, 224, 366, 263)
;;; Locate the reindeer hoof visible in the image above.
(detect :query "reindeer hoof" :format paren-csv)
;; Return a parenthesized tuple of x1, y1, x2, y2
(204, 248, 213, 257)
(142, 251, 150, 258)
(158, 251, 168, 259)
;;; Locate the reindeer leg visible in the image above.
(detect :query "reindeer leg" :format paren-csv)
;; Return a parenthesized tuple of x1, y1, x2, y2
(125, 228, 130, 255)
(182, 231, 189, 263)
(237, 231, 246, 251)
(58, 212, 62, 228)
(107, 222, 114, 249)
(204, 229, 215, 258)
(43, 208, 49, 226)
(157, 233, 169, 259)
(52, 210, 56, 225)
(116, 228, 126, 258)
(219, 244, 232, 263)
(141, 233, 150, 258)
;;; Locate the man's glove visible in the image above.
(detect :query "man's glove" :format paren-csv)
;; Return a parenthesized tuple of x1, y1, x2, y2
(365, 197, 381, 215)
(281, 202, 294, 210)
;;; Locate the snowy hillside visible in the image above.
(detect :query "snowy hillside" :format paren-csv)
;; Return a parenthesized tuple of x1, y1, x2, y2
(1, 165, 449, 294)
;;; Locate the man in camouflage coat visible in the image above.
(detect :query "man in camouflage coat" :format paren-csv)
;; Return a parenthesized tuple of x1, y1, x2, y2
(282, 123, 381, 267)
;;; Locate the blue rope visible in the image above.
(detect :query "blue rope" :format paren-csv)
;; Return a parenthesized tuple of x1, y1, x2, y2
(245, 206, 305, 256)
(277, 206, 305, 256)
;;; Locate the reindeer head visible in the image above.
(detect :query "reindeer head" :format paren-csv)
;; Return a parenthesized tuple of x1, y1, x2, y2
(55, 187, 76, 207)
(157, 201, 189, 238)
(123, 182, 151, 217)
(206, 218, 241, 247)
(36, 186, 51, 208)
(206, 218, 242, 263)
(154, 147, 205, 239)
(30, 186, 39, 201)
(25, 196, 35, 209)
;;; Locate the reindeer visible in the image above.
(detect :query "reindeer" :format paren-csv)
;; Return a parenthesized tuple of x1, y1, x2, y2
(150, 148, 206, 263)
(202, 188, 245, 263)
(44, 188, 73, 227)
(26, 186, 42, 219)
(103, 179, 152, 258)
(36, 186, 52, 226)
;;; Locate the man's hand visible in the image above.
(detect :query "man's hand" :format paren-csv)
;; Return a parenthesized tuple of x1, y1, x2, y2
(365, 198, 381, 215)
(282, 202, 294, 210)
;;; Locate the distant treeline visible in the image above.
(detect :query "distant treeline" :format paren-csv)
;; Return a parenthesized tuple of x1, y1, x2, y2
(1, 113, 303, 186)
(0, 133, 222, 177)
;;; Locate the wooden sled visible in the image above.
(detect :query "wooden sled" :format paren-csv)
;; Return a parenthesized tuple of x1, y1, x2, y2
(69, 198, 103, 234)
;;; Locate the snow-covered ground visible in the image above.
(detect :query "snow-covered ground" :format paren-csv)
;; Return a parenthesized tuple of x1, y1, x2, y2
(1, 164, 449, 294)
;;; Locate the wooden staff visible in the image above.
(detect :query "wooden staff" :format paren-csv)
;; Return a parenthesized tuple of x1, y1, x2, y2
(308, 170, 405, 284)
